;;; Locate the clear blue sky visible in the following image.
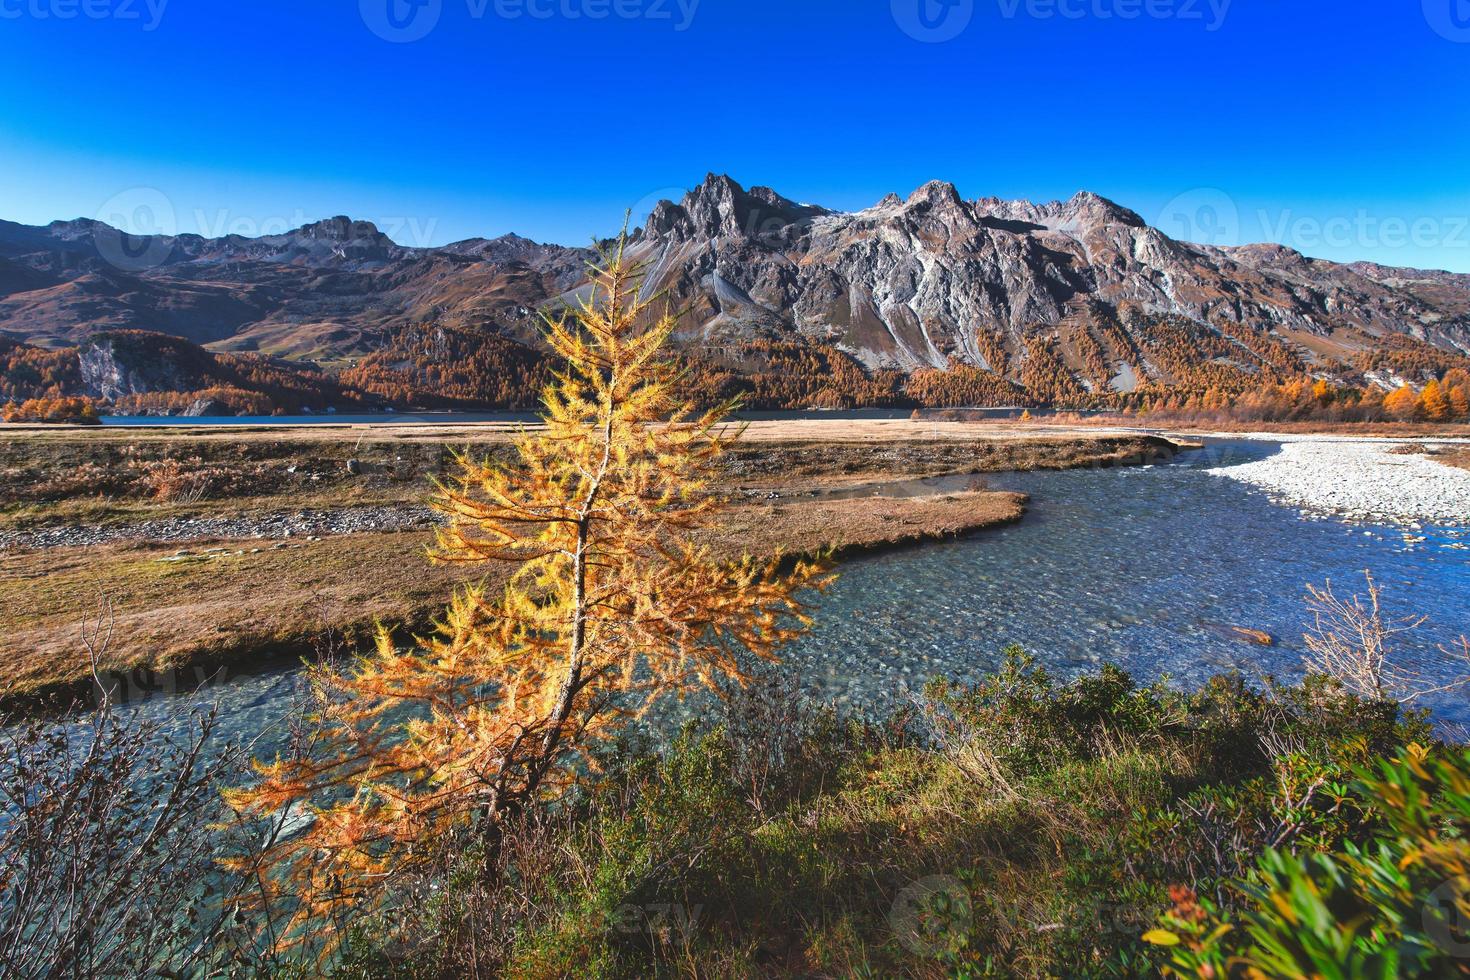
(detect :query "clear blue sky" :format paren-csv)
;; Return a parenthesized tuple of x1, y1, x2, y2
(2, 0, 1468, 270)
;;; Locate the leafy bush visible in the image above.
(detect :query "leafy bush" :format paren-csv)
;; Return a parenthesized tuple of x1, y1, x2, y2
(1150, 744, 1470, 977)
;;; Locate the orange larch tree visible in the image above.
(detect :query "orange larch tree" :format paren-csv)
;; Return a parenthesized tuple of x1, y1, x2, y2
(1383, 384, 1421, 420)
(1418, 378, 1452, 421)
(223, 234, 830, 955)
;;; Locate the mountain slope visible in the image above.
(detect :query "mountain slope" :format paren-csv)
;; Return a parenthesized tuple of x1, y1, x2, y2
(2, 175, 1468, 411)
(620, 175, 1468, 396)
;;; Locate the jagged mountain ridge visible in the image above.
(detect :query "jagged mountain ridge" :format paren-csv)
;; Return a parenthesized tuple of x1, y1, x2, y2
(2, 175, 1468, 408)
(621, 176, 1469, 392)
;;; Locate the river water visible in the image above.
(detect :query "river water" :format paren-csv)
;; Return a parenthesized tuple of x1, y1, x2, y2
(96, 440, 1470, 751)
(795, 441, 1469, 723)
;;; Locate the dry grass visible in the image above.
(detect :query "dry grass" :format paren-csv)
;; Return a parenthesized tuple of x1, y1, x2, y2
(1438, 448, 1470, 472)
(0, 490, 1025, 705)
(0, 531, 453, 700)
(0, 429, 1171, 530)
(1388, 442, 1470, 472)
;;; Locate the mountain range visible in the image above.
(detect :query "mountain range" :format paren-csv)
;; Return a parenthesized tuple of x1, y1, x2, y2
(3, 174, 1469, 413)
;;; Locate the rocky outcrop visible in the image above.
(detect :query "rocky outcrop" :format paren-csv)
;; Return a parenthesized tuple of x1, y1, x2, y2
(78, 335, 177, 401)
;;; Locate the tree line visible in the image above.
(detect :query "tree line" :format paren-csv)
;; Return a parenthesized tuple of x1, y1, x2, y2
(3, 324, 1469, 422)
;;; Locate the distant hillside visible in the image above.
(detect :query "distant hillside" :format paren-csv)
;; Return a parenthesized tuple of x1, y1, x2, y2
(3, 176, 1469, 414)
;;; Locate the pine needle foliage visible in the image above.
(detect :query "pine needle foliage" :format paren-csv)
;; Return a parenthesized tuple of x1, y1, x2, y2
(223, 232, 831, 955)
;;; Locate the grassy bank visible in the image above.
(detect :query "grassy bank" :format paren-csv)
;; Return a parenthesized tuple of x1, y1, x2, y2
(317, 654, 1442, 978)
(0, 489, 1027, 707)
(1392, 442, 1470, 473)
(0, 430, 1175, 707)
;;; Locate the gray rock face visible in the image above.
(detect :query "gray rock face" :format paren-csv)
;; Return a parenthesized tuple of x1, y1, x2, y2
(78, 337, 176, 401)
(616, 175, 1470, 388)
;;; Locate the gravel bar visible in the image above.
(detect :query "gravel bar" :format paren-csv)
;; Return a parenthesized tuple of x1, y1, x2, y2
(0, 504, 441, 551)
(1208, 438, 1470, 526)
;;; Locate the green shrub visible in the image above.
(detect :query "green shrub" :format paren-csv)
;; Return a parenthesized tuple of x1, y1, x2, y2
(1149, 745, 1470, 978)
(327, 659, 1438, 978)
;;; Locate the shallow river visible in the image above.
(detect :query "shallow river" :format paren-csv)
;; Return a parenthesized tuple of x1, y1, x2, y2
(798, 441, 1468, 721)
(98, 440, 1470, 750)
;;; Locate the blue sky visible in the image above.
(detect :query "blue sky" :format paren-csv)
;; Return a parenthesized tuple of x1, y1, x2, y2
(2, 0, 1468, 270)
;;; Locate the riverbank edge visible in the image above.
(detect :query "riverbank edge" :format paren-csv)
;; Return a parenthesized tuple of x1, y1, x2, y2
(1, 491, 1034, 718)
(2, 435, 1186, 716)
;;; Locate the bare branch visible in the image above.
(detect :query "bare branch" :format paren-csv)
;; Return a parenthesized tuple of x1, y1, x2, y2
(1302, 571, 1467, 704)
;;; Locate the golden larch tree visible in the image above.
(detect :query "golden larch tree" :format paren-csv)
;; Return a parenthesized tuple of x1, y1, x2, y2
(1383, 384, 1420, 420)
(224, 233, 830, 953)
(1418, 378, 1451, 421)
(1450, 384, 1470, 421)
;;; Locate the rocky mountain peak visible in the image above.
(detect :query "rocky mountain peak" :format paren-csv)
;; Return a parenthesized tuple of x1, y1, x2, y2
(905, 180, 965, 209)
(45, 217, 115, 239)
(293, 216, 387, 243)
(647, 174, 828, 244)
(643, 198, 689, 238)
(1053, 191, 1146, 230)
